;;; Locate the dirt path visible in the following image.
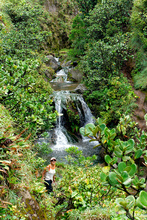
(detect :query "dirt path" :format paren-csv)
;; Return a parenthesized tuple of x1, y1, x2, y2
(132, 88, 147, 131)
(123, 68, 147, 131)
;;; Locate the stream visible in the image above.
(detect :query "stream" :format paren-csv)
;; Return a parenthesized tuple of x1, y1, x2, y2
(37, 60, 101, 163)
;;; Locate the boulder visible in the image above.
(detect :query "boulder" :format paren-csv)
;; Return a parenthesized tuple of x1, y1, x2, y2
(45, 55, 61, 71)
(19, 190, 47, 219)
(74, 84, 87, 94)
(62, 60, 78, 68)
(69, 67, 83, 82)
(39, 63, 55, 81)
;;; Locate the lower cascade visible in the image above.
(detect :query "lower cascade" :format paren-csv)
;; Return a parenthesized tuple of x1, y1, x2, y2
(37, 60, 101, 162)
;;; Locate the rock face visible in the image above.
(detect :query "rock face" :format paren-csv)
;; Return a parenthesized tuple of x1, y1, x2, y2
(69, 67, 83, 82)
(19, 190, 48, 219)
(74, 84, 87, 94)
(39, 63, 55, 81)
(45, 55, 61, 71)
(62, 60, 78, 68)
(61, 60, 82, 82)
(44, 56, 83, 83)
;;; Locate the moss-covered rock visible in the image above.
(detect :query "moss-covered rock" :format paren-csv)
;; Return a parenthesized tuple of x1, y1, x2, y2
(20, 191, 48, 220)
(39, 63, 55, 80)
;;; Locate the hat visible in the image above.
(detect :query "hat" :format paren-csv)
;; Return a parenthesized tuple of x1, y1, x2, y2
(50, 157, 56, 161)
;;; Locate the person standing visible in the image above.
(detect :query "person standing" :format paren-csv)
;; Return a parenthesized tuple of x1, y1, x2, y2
(42, 157, 56, 193)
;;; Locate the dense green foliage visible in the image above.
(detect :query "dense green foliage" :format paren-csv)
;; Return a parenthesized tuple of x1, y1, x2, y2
(0, 0, 58, 138)
(1, 107, 146, 219)
(0, 0, 80, 138)
(0, 105, 56, 219)
(0, 108, 115, 219)
(69, 0, 147, 125)
(83, 76, 136, 125)
(130, 0, 147, 90)
(80, 115, 147, 219)
(1, 2, 51, 57)
(0, 0, 147, 219)
(75, 0, 98, 15)
(68, 0, 139, 126)
(0, 54, 57, 138)
(68, 15, 87, 59)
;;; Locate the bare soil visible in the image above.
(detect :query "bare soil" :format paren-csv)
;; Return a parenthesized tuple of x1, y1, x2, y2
(123, 65, 147, 131)
(132, 88, 147, 131)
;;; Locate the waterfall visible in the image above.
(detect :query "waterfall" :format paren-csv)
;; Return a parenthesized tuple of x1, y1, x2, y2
(50, 91, 98, 151)
(37, 57, 101, 161)
(53, 91, 73, 150)
(51, 69, 68, 82)
(54, 97, 69, 150)
(77, 96, 95, 125)
(55, 98, 62, 127)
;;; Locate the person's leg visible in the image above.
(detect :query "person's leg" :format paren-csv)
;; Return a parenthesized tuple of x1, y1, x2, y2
(44, 180, 53, 193)
(48, 180, 53, 193)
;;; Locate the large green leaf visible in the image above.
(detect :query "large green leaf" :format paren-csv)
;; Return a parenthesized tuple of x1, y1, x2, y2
(136, 197, 145, 209)
(123, 177, 132, 186)
(110, 128, 116, 139)
(127, 139, 135, 148)
(109, 172, 119, 185)
(121, 171, 129, 181)
(118, 162, 126, 172)
(105, 155, 112, 164)
(124, 164, 137, 177)
(125, 139, 134, 154)
(102, 166, 110, 174)
(79, 127, 85, 136)
(134, 149, 143, 159)
(114, 146, 123, 157)
(99, 123, 106, 132)
(116, 198, 126, 209)
(126, 195, 135, 209)
(116, 198, 125, 207)
(139, 191, 147, 207)
(128, 164, 137, 177)
(104, 127, 110, 138)
(92, 126, 99, 136)
(116, 196, 135, 210)
(100, 172, 107, 181)
(85, 123, 96, 136)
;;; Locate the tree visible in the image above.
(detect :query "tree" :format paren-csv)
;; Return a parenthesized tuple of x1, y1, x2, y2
(76, 0, 98, 15)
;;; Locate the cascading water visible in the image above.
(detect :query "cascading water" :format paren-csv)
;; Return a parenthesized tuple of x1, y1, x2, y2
(52, 91, 97, 149)
(37, 58, 101, 162)
(53, 91, 74, 150)
(51, 69, 68, 83)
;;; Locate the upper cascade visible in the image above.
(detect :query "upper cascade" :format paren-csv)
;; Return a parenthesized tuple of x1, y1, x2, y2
(50, 57, 81, 91)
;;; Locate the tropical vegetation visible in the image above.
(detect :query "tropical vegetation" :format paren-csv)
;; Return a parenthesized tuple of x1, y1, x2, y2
(0, 0, 147, 219)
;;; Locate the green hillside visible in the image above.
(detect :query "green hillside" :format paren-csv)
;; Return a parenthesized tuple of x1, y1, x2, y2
(0, 0, 147, 219)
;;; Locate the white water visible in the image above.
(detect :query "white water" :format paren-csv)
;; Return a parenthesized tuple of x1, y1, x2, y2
(52, 91, 96, 151)
(53, 92, 73, 150)
(37, 59, 101, 161)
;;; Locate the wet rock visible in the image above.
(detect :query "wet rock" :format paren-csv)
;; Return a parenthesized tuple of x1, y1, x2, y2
(45, 55, 61, 71)
(62, 60, 78, 68)
(69, 67, 83, 82)
(74, 84, 87, 94)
